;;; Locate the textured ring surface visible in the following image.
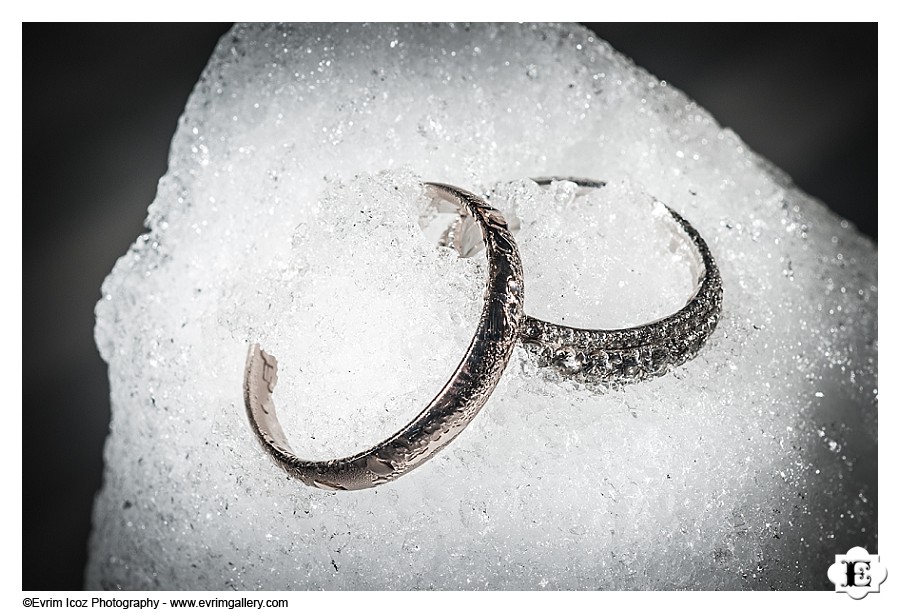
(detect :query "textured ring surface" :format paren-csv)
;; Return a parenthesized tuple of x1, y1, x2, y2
(244, 182, 525, 491)
(520, 177, 723, 383)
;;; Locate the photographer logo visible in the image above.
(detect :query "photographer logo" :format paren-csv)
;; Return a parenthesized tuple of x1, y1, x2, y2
(827, 546, 887, 599)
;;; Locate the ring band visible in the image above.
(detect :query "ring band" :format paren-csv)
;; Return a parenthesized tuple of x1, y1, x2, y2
(519, 177, 723, 382)
(244, 182, 524, 490)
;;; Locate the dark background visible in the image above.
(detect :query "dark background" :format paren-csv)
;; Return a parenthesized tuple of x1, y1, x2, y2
(22, 23, 877, 590)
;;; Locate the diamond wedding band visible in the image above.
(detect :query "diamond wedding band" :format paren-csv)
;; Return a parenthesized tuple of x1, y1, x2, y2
(520, 177, 723, 382)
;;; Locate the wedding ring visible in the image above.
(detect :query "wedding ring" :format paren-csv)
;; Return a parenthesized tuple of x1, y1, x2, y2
(244, 182, 524, 491)
(519, 177, 723, 382)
